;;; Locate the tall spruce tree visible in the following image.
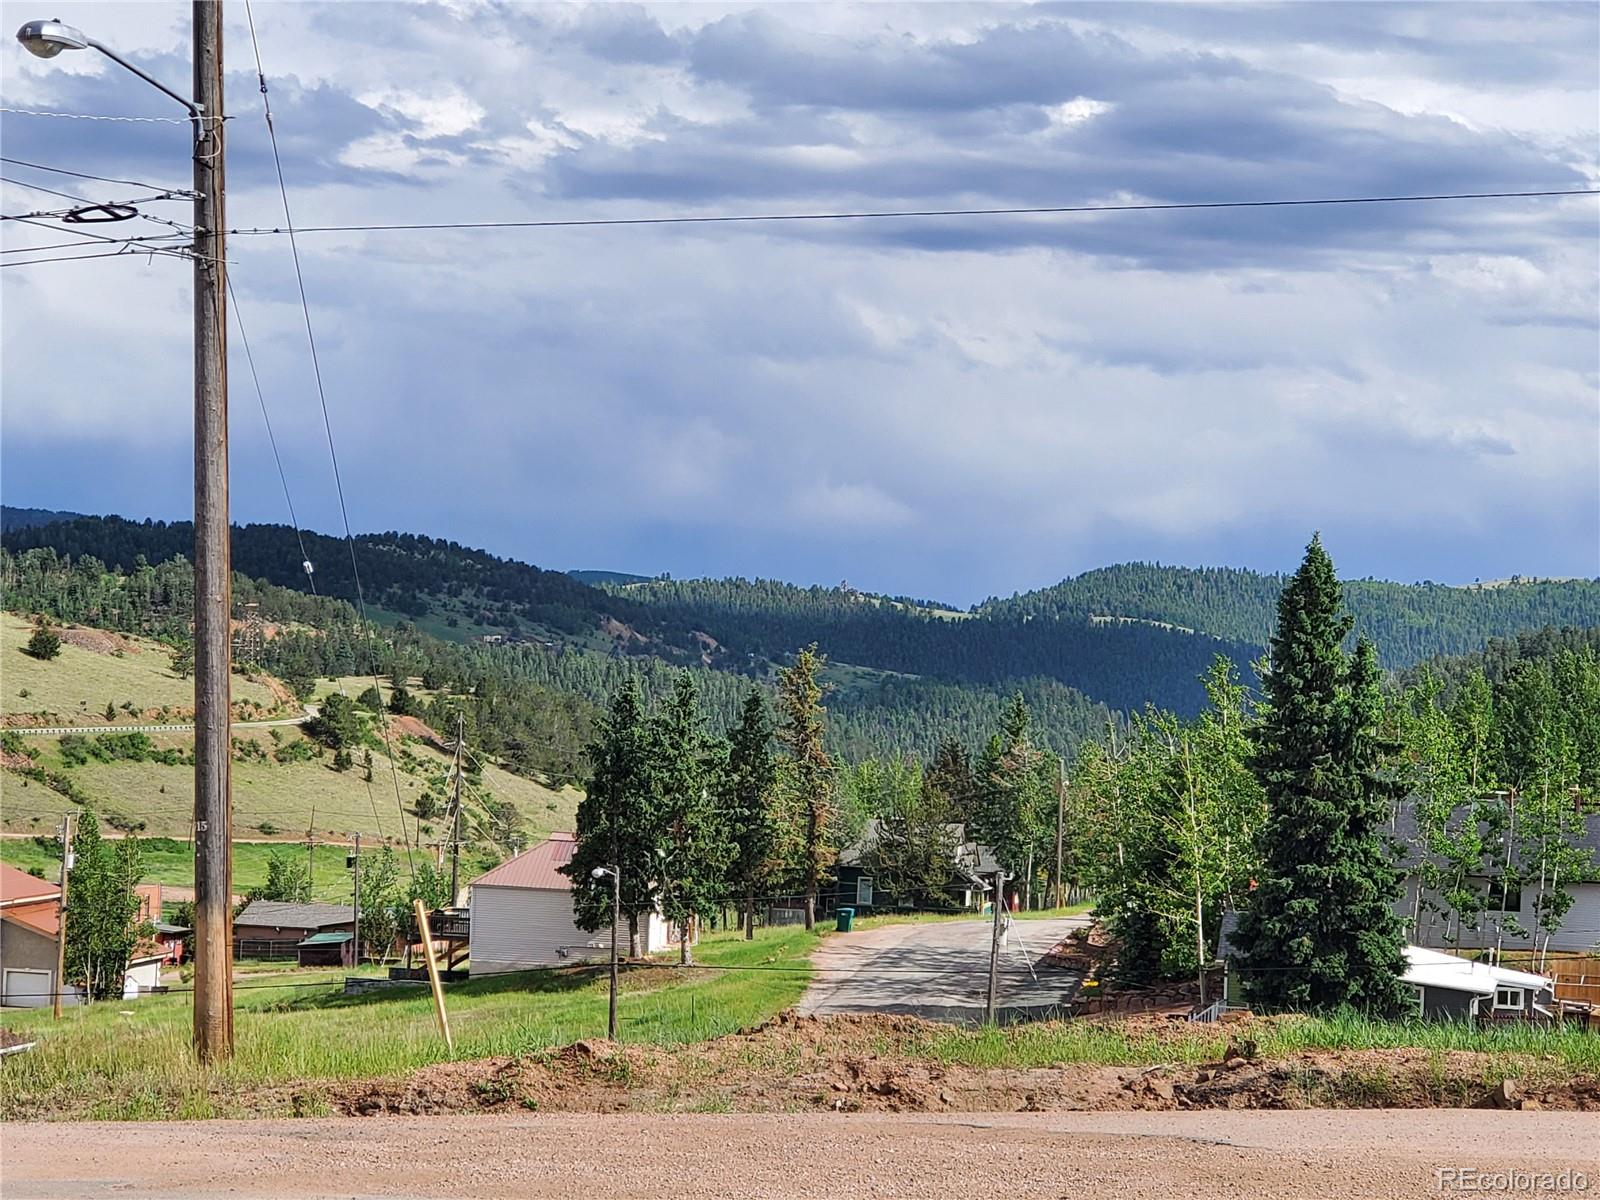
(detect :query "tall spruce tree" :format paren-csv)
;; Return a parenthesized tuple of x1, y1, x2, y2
(776, 644, 835, 929)
(1235, 535, 1408, 1013)
(650, 674, 730, 964)
(723, 689, 778, 939)
(563, 679, 659, 955)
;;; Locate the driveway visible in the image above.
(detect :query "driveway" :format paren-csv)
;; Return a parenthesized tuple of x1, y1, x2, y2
(800, 914, 1090, 1024)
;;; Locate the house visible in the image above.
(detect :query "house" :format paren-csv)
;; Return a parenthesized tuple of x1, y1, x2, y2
(467, 832, 671, 975)
(1401, 945, 1556, 1022)
(0, 863, 75, 1008)
(295, 930, 354, 967)
(150, 921, 190, 964)
(1213, 910, 1557, 1022)
(122, 951, 167, 999)
(233, 900, 356, 959)
(1391, 797, 1600, 954)
(833, 820, 1000, 914)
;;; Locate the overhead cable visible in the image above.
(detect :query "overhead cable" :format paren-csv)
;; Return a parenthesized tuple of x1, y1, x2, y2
(220, 187, 1600, 238)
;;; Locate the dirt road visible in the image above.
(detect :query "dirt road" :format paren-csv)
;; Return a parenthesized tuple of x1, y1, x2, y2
(4, 1111, 1594, 1199)
(801, 915, 1090, 1022)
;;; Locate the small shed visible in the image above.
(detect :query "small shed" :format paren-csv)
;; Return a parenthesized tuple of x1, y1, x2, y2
(468, 833, 671, 975)
(296, 930, 354, 967)
(1401, 946, 1557, 1023)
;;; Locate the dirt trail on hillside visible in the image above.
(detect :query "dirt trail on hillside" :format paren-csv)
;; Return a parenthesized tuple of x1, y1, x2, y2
(6, 1111, 1598, 1200)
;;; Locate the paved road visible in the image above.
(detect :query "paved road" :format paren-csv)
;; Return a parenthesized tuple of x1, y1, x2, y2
(6, 709, 316, 736)
(800, 915, 1089, 1023)
(4, 1111, 1594, 1199)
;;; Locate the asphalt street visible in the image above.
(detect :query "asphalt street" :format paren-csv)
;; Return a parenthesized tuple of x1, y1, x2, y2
(799, 914, 1090, 1023)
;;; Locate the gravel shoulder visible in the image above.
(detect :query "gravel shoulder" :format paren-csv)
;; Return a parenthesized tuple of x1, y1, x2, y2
(4, 1111, 1596, 1200)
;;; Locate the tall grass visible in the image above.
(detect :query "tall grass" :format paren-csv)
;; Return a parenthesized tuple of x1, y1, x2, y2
(0, 926, 818, 1120)
(913, 1010, 1600, 1073)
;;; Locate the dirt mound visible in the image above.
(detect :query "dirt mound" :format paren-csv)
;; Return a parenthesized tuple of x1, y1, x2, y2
(56, 626, 136, 655)
(277, 1014, 1600, 1121)
(389, 714, 441, 742)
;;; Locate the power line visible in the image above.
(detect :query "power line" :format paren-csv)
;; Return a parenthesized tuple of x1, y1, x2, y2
(222, 272, 389, 844)
(219, 187, 1600, 239)
(0, 174, 91, 205)
(0, 247, 181, 269)
(244, 0, 415, 870)
(0, 154, 188, 194)
(0, 106, 191, 124)
(0, 232, 189, 255)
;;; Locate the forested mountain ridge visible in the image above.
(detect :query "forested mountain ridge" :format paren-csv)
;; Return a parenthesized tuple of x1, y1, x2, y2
(592, 574, 1254, 715)
(8, 515, 1595, 722)
(980, 562, 1600, 666)
(1, 515, 709, 657)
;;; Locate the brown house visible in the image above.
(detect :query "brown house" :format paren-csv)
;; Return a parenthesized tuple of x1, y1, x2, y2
(233, 900, 355, 960)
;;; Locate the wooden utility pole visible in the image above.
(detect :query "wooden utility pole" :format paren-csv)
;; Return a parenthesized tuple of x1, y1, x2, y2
(305, 807, 317, 893)
(350, 832, 362, 966)
(190, 0, 232, 1064)
(985, 870, 1006, 1024)
(449, 712, 464, 905)
(1054, 761, 1066, 910)
(53, 814, 74, 1019)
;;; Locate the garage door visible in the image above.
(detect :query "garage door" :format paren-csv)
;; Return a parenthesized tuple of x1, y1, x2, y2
(2, 967, 53, 1008)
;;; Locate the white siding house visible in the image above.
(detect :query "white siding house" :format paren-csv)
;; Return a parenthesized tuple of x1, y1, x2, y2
(468, 833, 671, 975)
(1393, 801, 1600, 955)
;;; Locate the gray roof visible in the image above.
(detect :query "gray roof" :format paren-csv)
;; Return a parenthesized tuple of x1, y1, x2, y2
(838, 818, 1001, 878)
(234, 900, 355, 930)
(1389, 797, 1600, 876)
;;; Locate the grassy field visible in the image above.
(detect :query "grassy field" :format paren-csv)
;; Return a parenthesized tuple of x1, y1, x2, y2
(0, 836, 369, 904)
(2, 723, 580, 847)
(2, 613, 279, 721)
(0, 925, 820, 1120)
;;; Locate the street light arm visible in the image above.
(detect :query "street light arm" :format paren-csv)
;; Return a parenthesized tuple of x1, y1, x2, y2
(83, 37, 203, 137)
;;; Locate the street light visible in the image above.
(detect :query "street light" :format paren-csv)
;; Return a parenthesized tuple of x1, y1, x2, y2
(15, 19, 201, 135)
(592, 866, 620, 1040)
(17, 9, 231, 1064)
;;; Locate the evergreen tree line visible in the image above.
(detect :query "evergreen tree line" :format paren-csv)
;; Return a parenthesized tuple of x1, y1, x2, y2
(1064, 538, 1600, 1014)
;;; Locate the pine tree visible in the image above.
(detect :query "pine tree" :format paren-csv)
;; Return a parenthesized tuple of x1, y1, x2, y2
(650, 675, 730, 964)
(723, 689, 777, 938)
(1234, 535, 1408, 1014)
(775, 645, 835, 929)
(563, 679, 658, 955)
(25, 619, 61, 661)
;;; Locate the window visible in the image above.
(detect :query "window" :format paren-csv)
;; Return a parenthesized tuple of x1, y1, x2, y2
(856, 876, 874, 907)
(1494, 987, 1523, 1011)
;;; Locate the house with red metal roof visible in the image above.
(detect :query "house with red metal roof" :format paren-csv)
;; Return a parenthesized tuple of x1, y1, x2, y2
(0, 861, 71, 1007)
(468, 832, 671, 975)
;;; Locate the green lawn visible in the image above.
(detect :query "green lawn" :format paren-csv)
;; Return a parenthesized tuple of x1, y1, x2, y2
(0, 925, 819, 1120)
(3, 612, 279, 722)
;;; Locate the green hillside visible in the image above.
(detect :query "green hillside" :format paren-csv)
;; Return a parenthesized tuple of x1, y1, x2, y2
(979, 562, 1600, 667)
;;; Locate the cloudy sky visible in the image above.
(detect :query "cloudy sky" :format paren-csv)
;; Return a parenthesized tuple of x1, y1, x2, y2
(2, 1, 1596, 604)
